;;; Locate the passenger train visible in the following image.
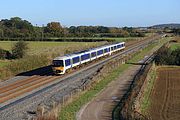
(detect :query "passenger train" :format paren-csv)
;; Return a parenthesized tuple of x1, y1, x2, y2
(52, 42, 125, 74)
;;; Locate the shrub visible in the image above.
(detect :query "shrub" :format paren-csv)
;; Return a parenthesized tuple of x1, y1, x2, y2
(155, 46, 180, 65)
(171, 48, 180, 65)
(0, 48, 11, 59)
(12, 41, 29, 59)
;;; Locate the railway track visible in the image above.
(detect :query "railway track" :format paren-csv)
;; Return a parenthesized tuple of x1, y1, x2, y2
(0, 35, 162, 108)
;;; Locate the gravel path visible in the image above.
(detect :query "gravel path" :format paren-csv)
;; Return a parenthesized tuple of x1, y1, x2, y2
(77, 64, 141, 120)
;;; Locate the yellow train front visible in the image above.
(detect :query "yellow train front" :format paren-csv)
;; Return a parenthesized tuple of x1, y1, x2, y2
(52, 59, 65, 75)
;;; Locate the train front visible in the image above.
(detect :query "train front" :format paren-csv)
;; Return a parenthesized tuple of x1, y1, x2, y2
(52, 59, 65, 75)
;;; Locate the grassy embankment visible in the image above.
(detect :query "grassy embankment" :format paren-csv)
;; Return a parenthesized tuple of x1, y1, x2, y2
(170, 43, 180, 50)
(170, 37, 180, 50)
(139, 64, 156, 114)
(58, 37, 170, 120)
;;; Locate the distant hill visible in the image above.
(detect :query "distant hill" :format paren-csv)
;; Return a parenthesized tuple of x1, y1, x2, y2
(151, 24, 180, 29)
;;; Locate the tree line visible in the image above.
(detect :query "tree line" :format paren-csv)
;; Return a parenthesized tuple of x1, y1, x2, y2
(0, 17, 145, 40)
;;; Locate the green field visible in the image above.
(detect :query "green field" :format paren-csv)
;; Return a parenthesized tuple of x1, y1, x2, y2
(0, 37, 139, 55)
(0, 41, 106, 55)
(0, 41, 107, 69)
(170, 43, 180, 51)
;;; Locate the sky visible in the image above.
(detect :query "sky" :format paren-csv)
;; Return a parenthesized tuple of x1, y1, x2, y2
(0, 0, 179, 27)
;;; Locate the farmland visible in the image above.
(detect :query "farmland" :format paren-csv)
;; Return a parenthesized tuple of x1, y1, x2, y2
(0, 41, 106, 56)
(0, 41, 106, 80)
(148, 67, 180, 120)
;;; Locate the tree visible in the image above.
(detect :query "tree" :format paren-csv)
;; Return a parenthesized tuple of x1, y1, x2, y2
(12, 41, 29, 59)
(171, 48, 180, 65)
(155, 46, 172, 65)
(44, 22, 64, 37)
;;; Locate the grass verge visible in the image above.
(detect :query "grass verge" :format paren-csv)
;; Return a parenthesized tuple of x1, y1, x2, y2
(58, 38, 169, 120)
(140, 64, 156, 114)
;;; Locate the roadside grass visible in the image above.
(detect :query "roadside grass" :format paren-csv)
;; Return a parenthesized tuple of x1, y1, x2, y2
(58, 38, 169, 120)
(140, 64, 156, 114)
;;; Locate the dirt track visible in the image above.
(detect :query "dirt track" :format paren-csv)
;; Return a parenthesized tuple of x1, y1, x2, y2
(149, 67, 180, 120)
(77, 65, 142, 120)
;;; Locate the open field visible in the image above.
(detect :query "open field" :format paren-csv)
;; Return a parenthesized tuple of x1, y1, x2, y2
(149, 67, 180, 120)
(0, 41, 106, 80)
(0, 37, 138, 52)
(0, 41, 106, 69)
(0, 41, 106, 55)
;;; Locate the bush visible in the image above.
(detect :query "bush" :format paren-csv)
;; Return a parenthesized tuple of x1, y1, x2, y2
(12, 41, 29, 59)
(155, 46, 180, 65)
(171, 48, 180, 65)
(0, 48, 11, 59)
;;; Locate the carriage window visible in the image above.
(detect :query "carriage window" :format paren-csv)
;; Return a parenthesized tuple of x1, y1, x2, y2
(97, 50, 103, 55)
(117, 45, 121, 48)
(65, 59, 71, 66)
(81, 54, 90, 61)
(91, 52, 96, 58)
(111, 47, 114, 50)
(108, 48, 110, 52)
(104, 48, 109, 53)
(72, 57, 80, 64)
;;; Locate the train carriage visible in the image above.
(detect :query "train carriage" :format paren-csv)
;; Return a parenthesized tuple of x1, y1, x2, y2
(52, 42, 125, 75)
